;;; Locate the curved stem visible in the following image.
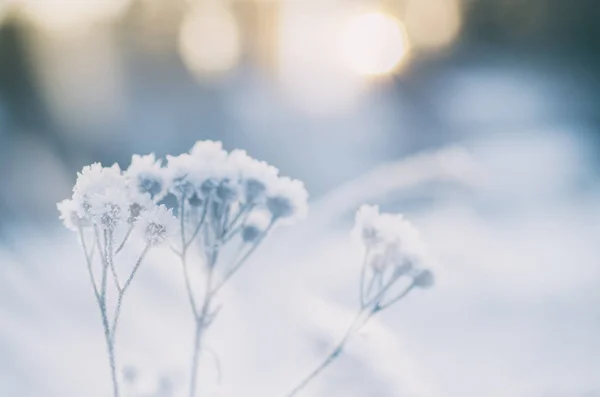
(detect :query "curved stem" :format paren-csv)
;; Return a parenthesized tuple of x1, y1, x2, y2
(107, 231, 122, 292)
(78, 226, 100, 303)
(185, 200, 210, 250)
(211, 220, 275, 296)
(373, 282, 415, 312)
(359, 249, 370, 307)
(285, 309, 371, 397)
(115, 225, 133, 255)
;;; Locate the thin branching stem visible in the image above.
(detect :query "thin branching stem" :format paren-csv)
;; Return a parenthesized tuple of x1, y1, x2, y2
(111, 244, 151, 337)
(107, 231, 122, 292)
(285, 309, 372, 397)
(358, 249, 370, 306)
(115, 224, 134, 254)
(211, 220, 275, 296)
(91, 225, 120, 397)
(185, 199, 210, 250)
(204, 345, 223, 384)
(189, 250, 217, 397)
(78, 226, 100, 303)
(374, 282, 415, 312)
(179, 199, 200, 318)
(286, 269, 415, 396)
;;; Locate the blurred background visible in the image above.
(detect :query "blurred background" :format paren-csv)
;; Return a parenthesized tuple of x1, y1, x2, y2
(1, 1, 599, 396)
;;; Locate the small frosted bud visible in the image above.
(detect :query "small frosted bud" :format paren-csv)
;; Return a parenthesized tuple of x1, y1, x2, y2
(57, 198, 88, 231)
(126, 154, 165, 201)
(228, 149, 279, 204)
(128, 202, 144, 223)
(266, 176, 308, 223)
(188, 193, 203, 207)
(413, 269, 434, 289)
(241, 225, 261, 243)
(394, 260, 413, 276)
(171, 176, 195, 199)
(139, 177, 162, 198)
(266, 196, 295, 219)
(241, 210, 272, 243)
(245, 178, 267, 204)
(165, 154, 196, 199)
(215, 179, 238, 202)
(199, 178, 218, 197)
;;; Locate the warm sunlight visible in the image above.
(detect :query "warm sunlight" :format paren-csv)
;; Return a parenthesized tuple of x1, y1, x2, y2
(178, 2, 240, 77)
(405, 0, 461, 50)
(19, 0, 130, 34)
(341, 11, 410, 77)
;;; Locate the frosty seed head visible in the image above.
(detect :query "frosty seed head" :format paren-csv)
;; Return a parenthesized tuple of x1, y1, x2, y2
(228, 149, 279, 204)
(412, 268, 434, 289)
(244, 178, 267, 204)
(265, 176, 308, 223)
(137, 204, 177, 245)
(57, 198, 89, 231)
(241, 210, 272, 243)
(165, 154, 196, 199)
(126, 154, 165, 201)
(87, 186, 130, 230)
(241, 225, 261, 243)
(215, 179, 239, 203)
(353, 205, 431, 283)
(188, 193, 203, 207)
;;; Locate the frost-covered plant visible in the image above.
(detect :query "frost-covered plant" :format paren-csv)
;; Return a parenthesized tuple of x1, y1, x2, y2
(58, 161, 177, 397)
(58, 141, 309, 397)
(58, 142, 432, 397)
(285, 205, 434, 396)
(163, 141, 308, 397)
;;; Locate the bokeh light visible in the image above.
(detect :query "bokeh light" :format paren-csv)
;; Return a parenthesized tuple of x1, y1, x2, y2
(178, 2, 241, 78)
(18, 0, 131, 34)
(341, 11, 410, 77)
(0, 1, 8, 26)
(277, 2, 365, 114)
(405, 0, 461, 50)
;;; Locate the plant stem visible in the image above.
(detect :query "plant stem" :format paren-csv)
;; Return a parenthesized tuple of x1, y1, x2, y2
(285, 310, 370, 397)
(189, 252, 216, 397)
(101, 301, 120, 397)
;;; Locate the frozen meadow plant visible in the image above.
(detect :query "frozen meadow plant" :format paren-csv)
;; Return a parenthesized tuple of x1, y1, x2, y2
(58, 141, 309, 397)
(57, 142, 431, 397)
(57, 160, 176, 397)
(161, 141, 308, 397)
(285, 205, 433, 397)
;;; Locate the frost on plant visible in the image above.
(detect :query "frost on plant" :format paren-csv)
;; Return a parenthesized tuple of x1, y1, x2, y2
(57, 141, 309, 397)
(58, 141, 433, 397)
(285, 205, 434, 397)
(57, 160, 177, 397)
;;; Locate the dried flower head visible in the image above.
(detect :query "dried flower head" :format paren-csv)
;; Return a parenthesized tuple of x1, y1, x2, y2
(241, 209, 272, 243)
(57, 198, 89, 231)
(68, 163, 133, 230)
(126, 154, 164, 201)
(266, 177, 309, 223)
(353, 205, 432, 293)
(228, 149, 279, 204)
(136, 204, 178, 245)
(165, 154, 197, 199)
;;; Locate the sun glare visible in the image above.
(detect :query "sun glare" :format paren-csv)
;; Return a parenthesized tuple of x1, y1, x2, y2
(341, 11, 410, 77)
(178, 2, 241, 78)
(405, 0, 461, 50)
(20, 0, 131, 34)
